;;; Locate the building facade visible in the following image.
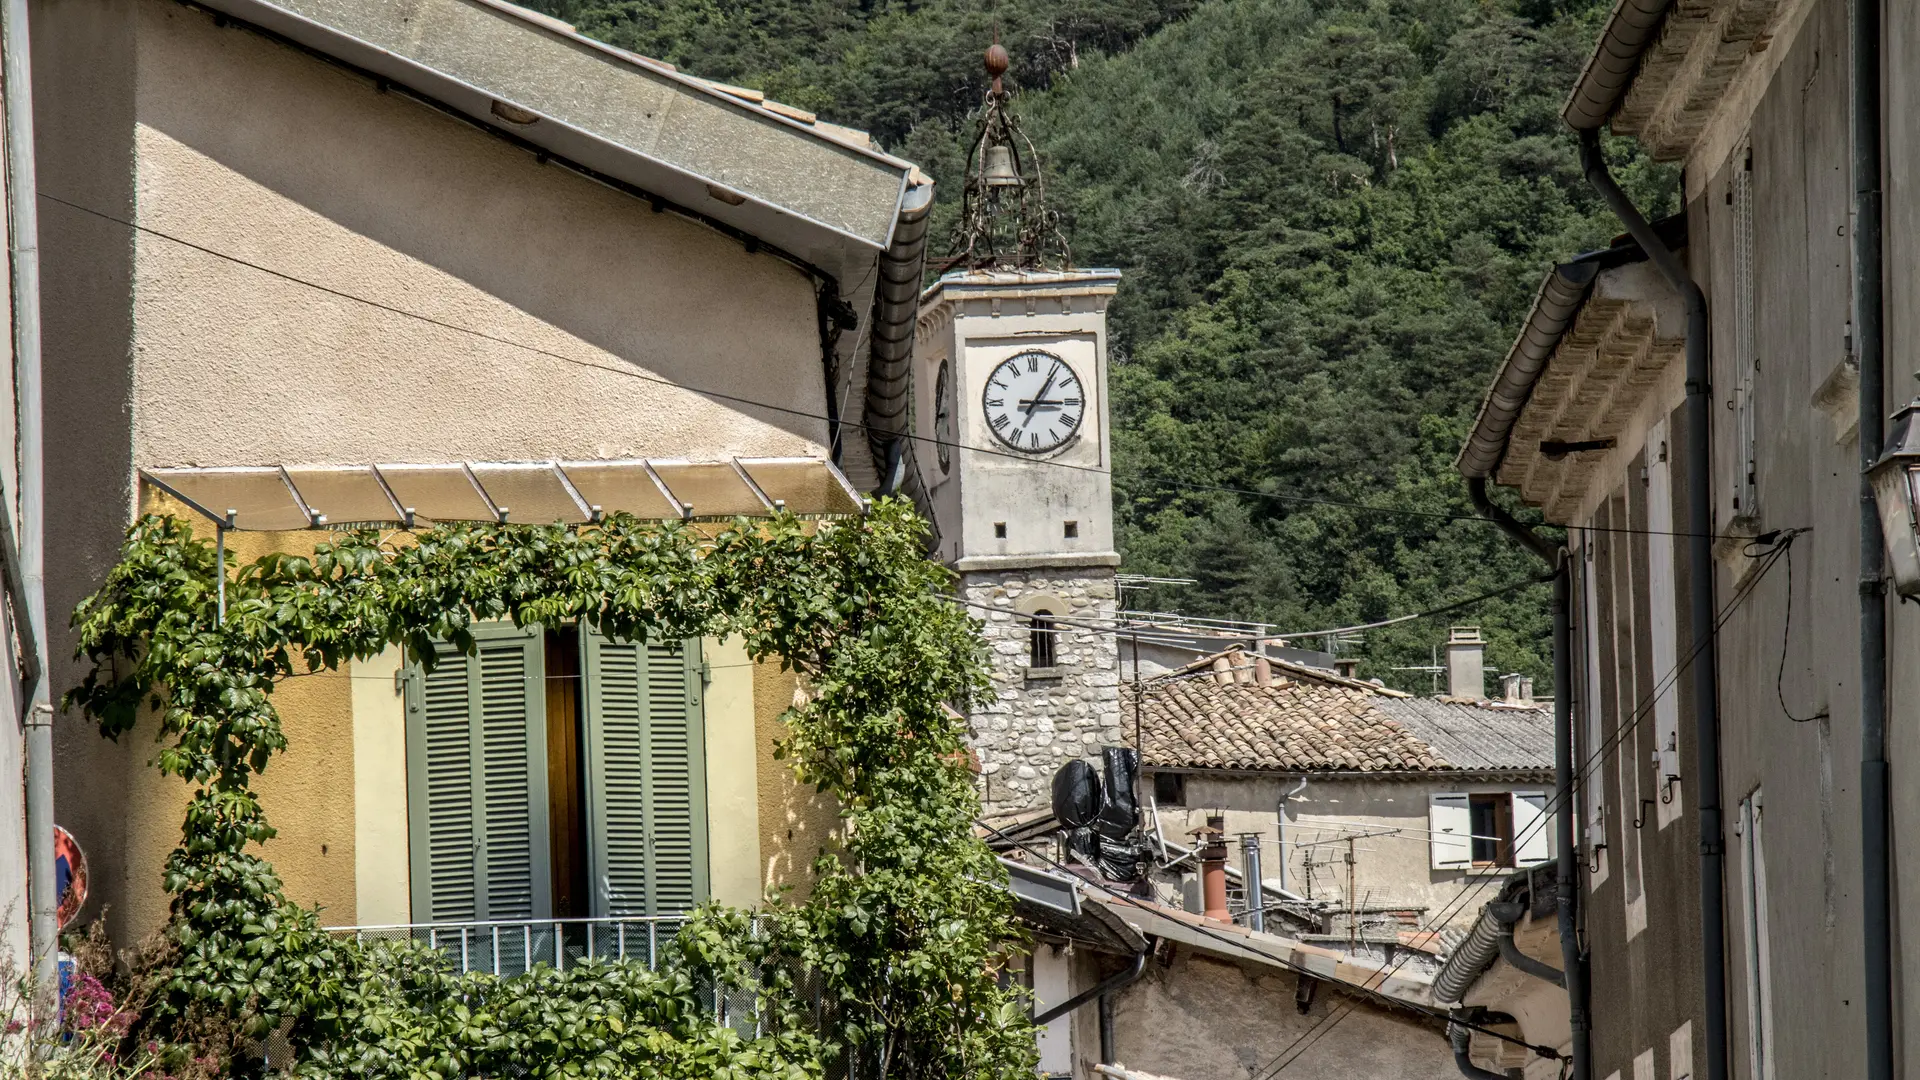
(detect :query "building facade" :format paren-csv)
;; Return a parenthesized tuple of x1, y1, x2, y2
(1459, 0, 1920, 1075)
(1130, 653, 1556, 945)
(36, 0, 933, 949)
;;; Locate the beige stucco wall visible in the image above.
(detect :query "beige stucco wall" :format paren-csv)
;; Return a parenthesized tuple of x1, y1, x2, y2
(1154, 773, 1554, 929)
(123, 1, 827, 470)
(1104, 950, 1458, 1080)
(352, 645, 409, 926)
(703, 637, 761, 908)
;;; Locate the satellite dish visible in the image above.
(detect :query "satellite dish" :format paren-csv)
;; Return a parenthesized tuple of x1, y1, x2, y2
(1051, 759, 1103, 829)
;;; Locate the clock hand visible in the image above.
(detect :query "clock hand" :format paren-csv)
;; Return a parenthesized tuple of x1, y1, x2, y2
(1023, 365, 1060, 417)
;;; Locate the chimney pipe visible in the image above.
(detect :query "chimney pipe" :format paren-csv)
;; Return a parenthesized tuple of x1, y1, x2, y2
(1501, 672, 1524, 704)
(1445, 627, 1485, 699)
(1254, 655, 1273, 685)
(1240, 833, 1265, 932)
(1211, 655, 1235, 684)
(1193, 816, 1230, 921)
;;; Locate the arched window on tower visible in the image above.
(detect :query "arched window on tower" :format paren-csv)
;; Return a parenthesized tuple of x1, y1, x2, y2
(1029, 610, 1057, 669)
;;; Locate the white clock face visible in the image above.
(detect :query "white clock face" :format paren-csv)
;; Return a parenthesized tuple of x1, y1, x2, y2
(982, 350, 1086, 454)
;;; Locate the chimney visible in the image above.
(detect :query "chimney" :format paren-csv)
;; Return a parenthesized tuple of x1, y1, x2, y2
(1254, 655, 1273, 685)
(1192, 815, 1230, 922)
(1501, 672, 1525, 703)
(1445, 626, 1485, 699)
(1334, 658, 1361, 680)
(1211, 654, 1235, 684)
(1520, 676, 1534, 702)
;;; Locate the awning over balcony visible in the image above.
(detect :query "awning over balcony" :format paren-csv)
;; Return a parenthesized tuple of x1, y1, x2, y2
(141, 458, 865, 530)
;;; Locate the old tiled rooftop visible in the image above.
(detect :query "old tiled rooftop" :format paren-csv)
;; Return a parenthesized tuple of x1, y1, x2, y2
(1131, 671, 1551, 775)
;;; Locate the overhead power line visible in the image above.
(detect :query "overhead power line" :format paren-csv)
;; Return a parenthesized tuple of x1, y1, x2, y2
(39, 191, 1754, 544)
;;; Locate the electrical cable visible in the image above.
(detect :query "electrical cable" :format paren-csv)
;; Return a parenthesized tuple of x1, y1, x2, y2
(36, 191, 1763, 545)
(1250, 537, 1795, 1078)
(1753, 529, 1828, 724)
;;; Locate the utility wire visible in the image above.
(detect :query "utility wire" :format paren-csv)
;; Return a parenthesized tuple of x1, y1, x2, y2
(1252, 534, 1796, 1078)
(38, 191, 1758, 545)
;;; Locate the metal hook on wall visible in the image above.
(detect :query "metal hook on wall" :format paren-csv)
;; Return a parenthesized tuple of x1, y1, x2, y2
(1585, 842, 1608, 875)
(1633, 798, 1656, 829)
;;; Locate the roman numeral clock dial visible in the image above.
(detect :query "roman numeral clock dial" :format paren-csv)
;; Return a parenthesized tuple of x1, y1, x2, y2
(982, 350, 1085, 454)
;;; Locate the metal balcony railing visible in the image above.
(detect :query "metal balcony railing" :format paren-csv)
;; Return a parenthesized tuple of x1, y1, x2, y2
(327, 916, 690, 978)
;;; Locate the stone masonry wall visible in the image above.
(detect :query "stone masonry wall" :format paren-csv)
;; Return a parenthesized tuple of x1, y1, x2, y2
(962, 567, 1121, 814)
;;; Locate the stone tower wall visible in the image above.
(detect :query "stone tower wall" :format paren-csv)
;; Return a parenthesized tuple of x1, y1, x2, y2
(962, 567, 1122, 814)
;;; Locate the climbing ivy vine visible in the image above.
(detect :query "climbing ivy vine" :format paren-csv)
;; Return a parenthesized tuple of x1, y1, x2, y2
(67, 503, 1037, 1079)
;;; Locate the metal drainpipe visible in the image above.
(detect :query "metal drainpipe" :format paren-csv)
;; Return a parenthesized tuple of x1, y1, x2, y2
(1277, 776, 1306, 895)
(1241, 833, 1265, 932)
(1850, 0, 1891, 1072)
(3, 0, 53, 1028)
(1577, 127, 1726, 1080)
(1466, 477, 1586, 1080)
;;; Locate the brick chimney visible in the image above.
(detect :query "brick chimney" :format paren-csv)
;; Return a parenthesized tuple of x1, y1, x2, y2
(1445, 626, 1485, 699)
(1192, 815, 1230, 922)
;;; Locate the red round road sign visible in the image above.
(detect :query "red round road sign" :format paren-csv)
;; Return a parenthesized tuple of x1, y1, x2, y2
(54, 826, 87, 929)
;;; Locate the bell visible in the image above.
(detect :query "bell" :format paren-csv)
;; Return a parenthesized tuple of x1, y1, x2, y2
(982, 144, 1023, 188)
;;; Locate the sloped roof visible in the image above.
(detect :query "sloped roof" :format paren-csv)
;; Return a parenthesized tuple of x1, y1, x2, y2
(1131, 674, 1551, 775)
(1374, 697, 1556, 773)
(1132, 678, 1446, 773)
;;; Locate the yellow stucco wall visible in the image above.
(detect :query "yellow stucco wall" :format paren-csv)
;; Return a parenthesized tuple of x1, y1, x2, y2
(754, 660, 842, 901)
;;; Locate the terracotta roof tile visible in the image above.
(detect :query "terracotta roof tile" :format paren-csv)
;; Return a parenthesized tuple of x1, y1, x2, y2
(1129, 678, 1450, 772)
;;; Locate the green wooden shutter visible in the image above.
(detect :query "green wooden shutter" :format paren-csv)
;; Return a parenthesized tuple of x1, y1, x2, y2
(405, 623, 551, 922)
(581, 633, 708, 916)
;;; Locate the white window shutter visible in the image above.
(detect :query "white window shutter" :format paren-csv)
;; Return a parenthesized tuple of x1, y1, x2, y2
(1513, 792, 1551, 866)
(1429, 793, 1472, 869)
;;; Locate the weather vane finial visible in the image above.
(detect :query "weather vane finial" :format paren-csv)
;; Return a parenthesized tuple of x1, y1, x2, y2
(948, 40, 1070, 271)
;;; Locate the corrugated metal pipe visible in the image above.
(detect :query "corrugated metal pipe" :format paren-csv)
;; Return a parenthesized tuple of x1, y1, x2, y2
(865, 180, 934, 497)
(1850, 0, 1891, 1072)
(1466, 478, 1586, 1080)
(1578, 126, 1725, 1080)
(1448, 1015, 1512, 1080)
(1431, 902, 1505, 1006)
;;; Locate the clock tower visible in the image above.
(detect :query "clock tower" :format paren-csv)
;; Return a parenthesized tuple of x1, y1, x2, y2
(911, 44, 1125, 814)
(916, 270, 1123, 814)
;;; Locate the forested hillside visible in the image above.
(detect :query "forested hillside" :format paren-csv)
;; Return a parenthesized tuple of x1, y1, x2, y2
(530, 0, 1679, 689)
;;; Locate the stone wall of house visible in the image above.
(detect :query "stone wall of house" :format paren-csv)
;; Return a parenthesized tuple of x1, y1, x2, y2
(962, 567, 1121, 814)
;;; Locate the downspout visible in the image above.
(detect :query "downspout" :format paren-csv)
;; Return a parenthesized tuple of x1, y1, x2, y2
(2, 0, 53, 1025)
(1488, 901, 1564, 986)
(1577, 127, 1726, 1080)
(865, 179, 934, 497)
(1277, 776, 1306, 894)
(1032, 943, 1150, 1026)
(1849, 0, 1891, 1072)
(1467, 477, 1587, 1080)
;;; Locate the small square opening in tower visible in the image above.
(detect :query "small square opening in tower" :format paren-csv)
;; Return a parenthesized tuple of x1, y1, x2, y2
(1063, 521, 1079, 539)
(994, 522, 1007, 539)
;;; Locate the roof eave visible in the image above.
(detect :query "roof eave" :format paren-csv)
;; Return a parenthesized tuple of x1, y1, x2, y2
(1456, 223, 1678, 481)
(1561, 0, 1675, 131)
